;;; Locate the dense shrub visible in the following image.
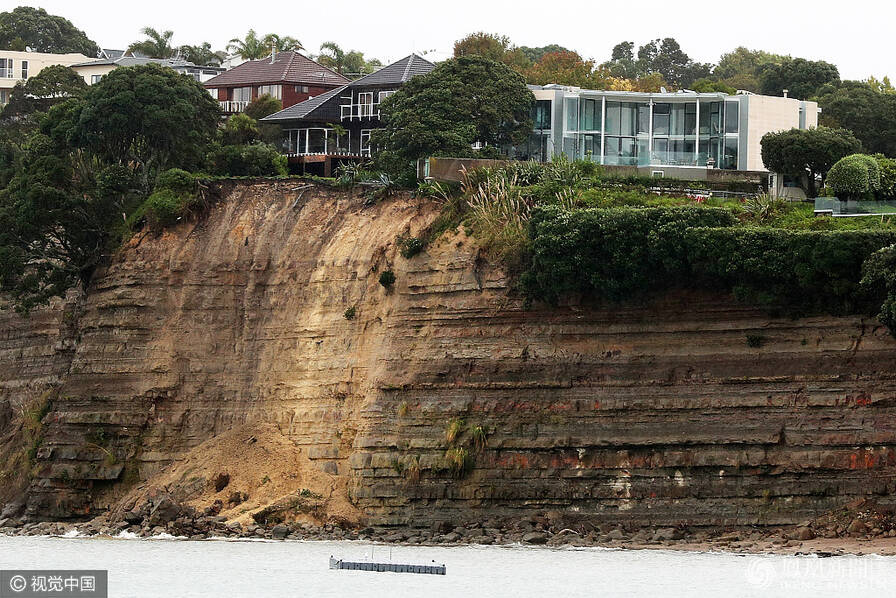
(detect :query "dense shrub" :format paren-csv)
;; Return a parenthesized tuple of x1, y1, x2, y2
(875, 155, 896, 200)
(135, 189, 189, 229)
(379, 270, 396, 287)
(681, 228, 896, 314)
(220, 113, 260, 146)
(861, 245, 896, 334)
(156, 168, 197, 196)
(522, 206, 738, 304)
(827, 154, 881, 200)
(523, 205, 896, 316)
(207, 143, 287, 177)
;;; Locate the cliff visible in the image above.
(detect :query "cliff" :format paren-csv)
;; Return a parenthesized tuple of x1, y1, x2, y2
(2, 180, 895, 528)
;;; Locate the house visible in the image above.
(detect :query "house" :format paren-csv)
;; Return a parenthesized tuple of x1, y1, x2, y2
(71, 56, 225, 86)
(261, 54, 435, 175)
(521, 84, 820, 192)
(0, 50, 91, 106)
(203, 51, 349, 115)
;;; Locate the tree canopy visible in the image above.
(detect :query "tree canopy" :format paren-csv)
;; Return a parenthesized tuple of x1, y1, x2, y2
(760, 127, 862, 196)
(127, 27, 174, 58)
(758, 57, 839, 99)
(373, 56, 533, 169)
(316, 42, 381, 77)
(1, 65, 88, 119)
(0, 64, 221, 310)
(818, 82, 896, 157)
(0, 6, 98, 56)
(227, 30, 302, 60)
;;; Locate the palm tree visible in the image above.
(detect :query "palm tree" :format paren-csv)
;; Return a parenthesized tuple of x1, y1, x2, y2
(318, 41, 346, 73)
(269, 34, 303, 53)
(128, 27, 175, 59)
(228, 30, 303, 60)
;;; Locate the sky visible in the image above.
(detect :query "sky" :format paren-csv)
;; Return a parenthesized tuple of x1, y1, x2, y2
(17, 0, 895, 80)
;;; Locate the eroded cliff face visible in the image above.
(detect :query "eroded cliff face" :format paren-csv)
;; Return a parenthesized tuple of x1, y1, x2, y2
(2, 180, 895, 527)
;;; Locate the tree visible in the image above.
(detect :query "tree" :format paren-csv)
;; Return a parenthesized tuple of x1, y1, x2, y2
(72, 64, 220, 186)
(0, 6, 98, 56)
(713, 47, 785, 92)
(758, 57, 839, 99)
(603, 41, 640, 79)
(453, 32, 510, 62)
(227, 30, 302, 60)
(0, 64, 221, 311)
(1, 64, 88, 118)
(179, 42, 220, 66)
(525, 51, 628, 90)
(636, 38, 712, 88)
(518, 44, 569, 64)
(761, 127, 862, 197)
(372, 56, 533, 171)
(128, 27, 175, 59)
(827, 154, 881, 201)
(818, 82, 896, 157)
(691, 78, 736, 94)
(244, 94, 282, 120)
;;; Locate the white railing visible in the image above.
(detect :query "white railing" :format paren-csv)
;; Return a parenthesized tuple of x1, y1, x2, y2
(340, 102, 380, 121)
(220, 100, 249, 113)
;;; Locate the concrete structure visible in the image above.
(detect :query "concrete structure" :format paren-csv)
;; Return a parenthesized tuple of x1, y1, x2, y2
(0, 50, 91, 106)
(72, 56, 225, 86)
(520, 85, 819, 178)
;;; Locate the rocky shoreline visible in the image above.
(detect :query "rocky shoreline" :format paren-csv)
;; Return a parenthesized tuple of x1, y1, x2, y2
(3, 495, 896, 557)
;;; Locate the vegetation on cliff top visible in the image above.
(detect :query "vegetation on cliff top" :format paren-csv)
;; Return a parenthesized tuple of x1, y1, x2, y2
(442, 158, 896, 335)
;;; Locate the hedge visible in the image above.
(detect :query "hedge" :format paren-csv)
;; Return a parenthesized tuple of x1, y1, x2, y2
(521, 206, 738, 303)
(523, 206, 896, 317)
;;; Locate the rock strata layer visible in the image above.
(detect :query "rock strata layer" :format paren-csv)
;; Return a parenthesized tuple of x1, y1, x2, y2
(1, 181, 895, 526)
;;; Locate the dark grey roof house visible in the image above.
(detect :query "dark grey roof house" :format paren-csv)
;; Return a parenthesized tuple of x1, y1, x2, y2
(262, 54, 435, 174)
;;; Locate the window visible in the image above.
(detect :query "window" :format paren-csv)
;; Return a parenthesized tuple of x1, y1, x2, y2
(0, 89, 8, 106)
(20, 60, 27, 79)
(0, 59, 12, 78)
(722, 137, 739, 169)
(378, 90, 395, 103)
(358, 92, 374, 117)
(258, 84, 282, 100)
(207, 88, 217, 97)
(91, 74, 103, 84)
(232, 87, 252, 102)
(581, 98, 601, 131)
(605, 101, 621, 135)
(652, 103, 670, 136)
(565, 97, 578, 131)
(295, 85, 309, 94)
(533, 100, 551, 130)
(725, 101, 739, 134)
(360, 129, 372, 156)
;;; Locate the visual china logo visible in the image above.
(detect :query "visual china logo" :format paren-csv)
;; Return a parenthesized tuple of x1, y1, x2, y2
(0, 571, 107, 598)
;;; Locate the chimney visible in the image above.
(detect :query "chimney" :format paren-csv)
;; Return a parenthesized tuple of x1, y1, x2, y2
(271, 40, 276, 64)
(783, 89, 789, 98)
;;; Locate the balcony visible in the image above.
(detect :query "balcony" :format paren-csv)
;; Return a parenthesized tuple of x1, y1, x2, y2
(220, 100, 249, 113)
(340, 102, 380, 121)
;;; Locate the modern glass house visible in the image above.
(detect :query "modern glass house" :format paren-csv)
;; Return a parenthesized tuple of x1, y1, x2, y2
(519, 85, 819, 174)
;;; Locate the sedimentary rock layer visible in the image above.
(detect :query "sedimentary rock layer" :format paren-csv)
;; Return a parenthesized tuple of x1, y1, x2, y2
(1, 181, 893, 525)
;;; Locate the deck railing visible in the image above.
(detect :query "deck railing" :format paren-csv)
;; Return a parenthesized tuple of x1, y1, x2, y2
(219, 100, 249, 113)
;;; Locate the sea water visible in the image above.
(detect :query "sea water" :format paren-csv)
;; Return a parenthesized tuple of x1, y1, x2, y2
(1, 535, 894, 597)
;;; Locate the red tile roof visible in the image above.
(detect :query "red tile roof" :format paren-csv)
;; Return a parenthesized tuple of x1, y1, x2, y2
(204, 51, 349, 88)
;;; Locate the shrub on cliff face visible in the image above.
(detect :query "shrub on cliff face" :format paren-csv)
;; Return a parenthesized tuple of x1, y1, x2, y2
(523, 205, 896, 321)
(128, 169, 201, 230)
(206, 142, 287, 177)
(861, 244, 896, 334)
(378, 270, 396, 288)
(521, 206, 738, 304)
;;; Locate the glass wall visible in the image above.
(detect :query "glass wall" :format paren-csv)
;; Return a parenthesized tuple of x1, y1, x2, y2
(560, 93, 743, 170)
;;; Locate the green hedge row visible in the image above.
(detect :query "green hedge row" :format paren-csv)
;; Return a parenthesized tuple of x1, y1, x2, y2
(523, 206, 896, 317)
(522, 206, 738, 303)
